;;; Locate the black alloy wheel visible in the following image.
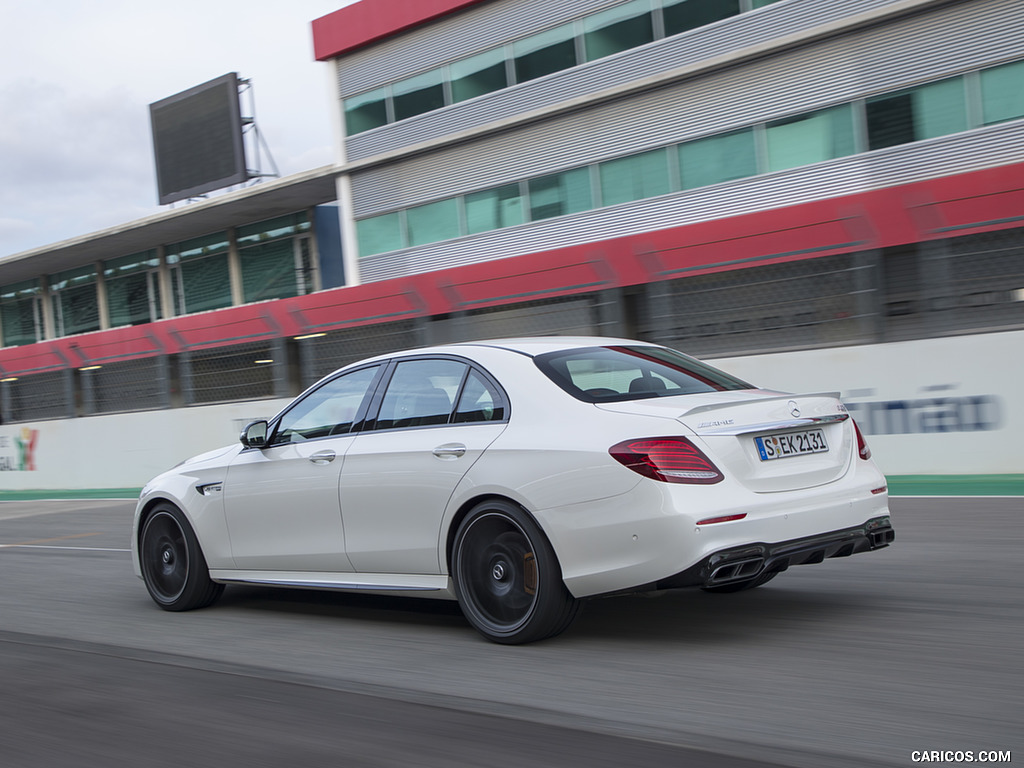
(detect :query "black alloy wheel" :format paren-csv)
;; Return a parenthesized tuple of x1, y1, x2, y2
(140, 503, 224, 611)
(452, 500, 579, 644)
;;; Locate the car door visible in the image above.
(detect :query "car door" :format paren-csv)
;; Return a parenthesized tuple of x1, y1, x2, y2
(222, 364, 383, 571)
(339, 357, 509, 574)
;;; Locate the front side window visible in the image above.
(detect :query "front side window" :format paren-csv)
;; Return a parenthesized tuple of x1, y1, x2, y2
(535, 345, 750, 403)
(271, 365, 381, 445)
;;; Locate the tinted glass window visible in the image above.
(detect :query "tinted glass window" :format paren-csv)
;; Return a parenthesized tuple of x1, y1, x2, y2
(345, 87, 389, 135)
(451, 48, 508, 103)
(356, 213, 404, 257)
(513, 23, 577, 84)
(528, 167, 592, 221)
(980, 60, 1024, 125)
(662, 0, 739, 37)
(406, 198, 461, 246)
(599, 147, 671, 206)
(680, 128, 756, 189)
(375, 359, 467, 429)
(392, 68, 446, 122)
(272, 366, 380, 444)
(454, 369, 506, 423)
(465, 184, 524, 234)
(867, 77, 966, 150)
(535, 345, 750, 403)
(584, 0, 654, 62)
(765, 104, 856, 172)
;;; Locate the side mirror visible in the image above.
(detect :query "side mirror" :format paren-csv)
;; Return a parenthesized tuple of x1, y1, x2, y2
(240, 420, 269, 449)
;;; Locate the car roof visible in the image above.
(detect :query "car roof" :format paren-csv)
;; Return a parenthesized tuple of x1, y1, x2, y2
(454, 336, 652, 357)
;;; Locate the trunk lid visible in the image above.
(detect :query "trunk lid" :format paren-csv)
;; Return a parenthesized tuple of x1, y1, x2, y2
(596, 390, 854, 492)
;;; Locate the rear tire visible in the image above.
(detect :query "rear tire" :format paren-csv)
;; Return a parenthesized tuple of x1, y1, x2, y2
(140, 503, 224, 611)
(452, 500, 579, 644)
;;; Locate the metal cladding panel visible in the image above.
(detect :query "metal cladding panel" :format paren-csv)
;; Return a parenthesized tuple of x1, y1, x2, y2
(348, 0, 1024, 215)
(342, 0, 1013, 163)
(355, 122, 1024, 283)
(335, 0, 618, 96)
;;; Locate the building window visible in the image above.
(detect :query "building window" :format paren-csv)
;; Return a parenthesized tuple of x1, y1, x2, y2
(237, 213, 313, 303)
(679, 127, 757, 189)
(392, 68, 446, 122)
(765, 104, 856, 172)
(599, 147, 671, 206)
(357, 213, 404, 257)
(513, 22, 578, 84)
(104, 251, 162, 328)
(50, 266, 100, 337)
(465, 184, 525, 234)
(0, 280, 43, 347)
(662, 0, 739, 38)
(345, 86, 389, 136)
(980, 60, 1024, 125)
(528, 167, 593, 221)
(406, 199, 461, 247)
(451, 48, 508, 104)
(167, 232, 232, 315)
(584, 0, 654, 62)
(867, 77, 967, 150)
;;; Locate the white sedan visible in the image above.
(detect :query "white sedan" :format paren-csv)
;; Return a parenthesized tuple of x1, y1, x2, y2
(132, 337, 894, 643)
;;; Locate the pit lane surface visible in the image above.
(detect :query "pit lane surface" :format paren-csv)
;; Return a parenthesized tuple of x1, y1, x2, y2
(0, 498, 1018, 767)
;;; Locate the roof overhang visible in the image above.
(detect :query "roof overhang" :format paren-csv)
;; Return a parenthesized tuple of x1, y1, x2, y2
(312, 0, 488, 61)
(0, 165, 341, 285)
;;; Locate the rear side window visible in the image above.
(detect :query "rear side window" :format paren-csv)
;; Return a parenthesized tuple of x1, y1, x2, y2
(535, 345, 750, 403)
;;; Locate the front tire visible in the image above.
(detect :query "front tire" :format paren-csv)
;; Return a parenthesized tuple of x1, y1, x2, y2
(140, 503, 224, 611)
(452, 500, 579, 644)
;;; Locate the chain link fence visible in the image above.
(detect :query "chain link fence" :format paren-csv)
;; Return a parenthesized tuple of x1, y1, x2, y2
(1, 227, 1021, 424)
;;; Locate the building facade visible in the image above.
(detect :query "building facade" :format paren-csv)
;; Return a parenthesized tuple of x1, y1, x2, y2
(0, 0, 1020, 490)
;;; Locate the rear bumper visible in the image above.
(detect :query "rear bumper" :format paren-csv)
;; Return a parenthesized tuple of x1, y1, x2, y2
(650, 516, 895, 590)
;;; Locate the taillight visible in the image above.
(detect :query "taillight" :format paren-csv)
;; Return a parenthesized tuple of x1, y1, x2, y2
(852, 419, 871, 460)
(610, 437, 724, 484)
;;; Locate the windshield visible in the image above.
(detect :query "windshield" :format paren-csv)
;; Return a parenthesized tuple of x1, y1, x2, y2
(534, 345, 751, 403)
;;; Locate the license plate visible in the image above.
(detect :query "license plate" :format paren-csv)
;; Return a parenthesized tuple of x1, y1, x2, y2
(755, 429, 828, 461)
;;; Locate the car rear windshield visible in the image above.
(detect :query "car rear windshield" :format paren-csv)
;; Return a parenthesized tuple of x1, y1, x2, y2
(534, 345, 751, 403)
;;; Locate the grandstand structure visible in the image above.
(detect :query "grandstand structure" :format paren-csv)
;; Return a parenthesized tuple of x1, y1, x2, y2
(0, 0, 1020, 482)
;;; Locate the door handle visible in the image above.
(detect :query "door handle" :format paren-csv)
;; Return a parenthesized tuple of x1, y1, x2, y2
(309, 450, 336, 464)
(432, 443, 466, 459)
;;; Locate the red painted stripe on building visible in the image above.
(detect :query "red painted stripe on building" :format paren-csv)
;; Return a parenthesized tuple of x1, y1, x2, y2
(312, 0, 488, 61)
(0, 162, 1020, 376)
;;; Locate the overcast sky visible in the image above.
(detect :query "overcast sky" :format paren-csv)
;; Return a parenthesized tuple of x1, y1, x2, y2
(0, 0, 356, 260)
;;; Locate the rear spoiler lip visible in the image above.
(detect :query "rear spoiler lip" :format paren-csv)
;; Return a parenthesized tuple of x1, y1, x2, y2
(679, 391, 846, 436)
(694, 412, 850, 436)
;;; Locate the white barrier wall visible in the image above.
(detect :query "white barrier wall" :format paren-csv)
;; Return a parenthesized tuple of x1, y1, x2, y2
(0, 399, 292, 492)
(709, 330, 1023, 477)
(0, 330, 1019, 491)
